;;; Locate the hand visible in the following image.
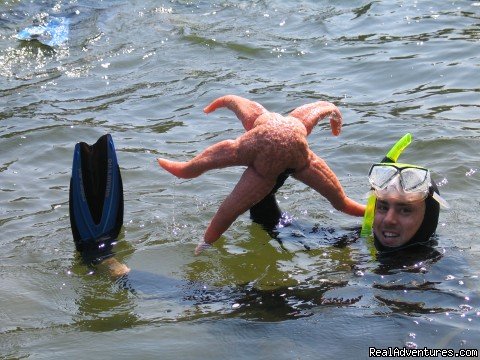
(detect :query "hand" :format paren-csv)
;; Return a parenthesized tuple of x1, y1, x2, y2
(195, 241, 212, 255)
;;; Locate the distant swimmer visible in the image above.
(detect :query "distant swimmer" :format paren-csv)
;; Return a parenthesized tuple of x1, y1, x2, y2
(157, 95, 365, 254)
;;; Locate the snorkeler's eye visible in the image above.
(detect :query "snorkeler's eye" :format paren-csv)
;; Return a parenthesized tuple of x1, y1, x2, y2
(399, 206, 413, 215)
(376, 201, 389, 213)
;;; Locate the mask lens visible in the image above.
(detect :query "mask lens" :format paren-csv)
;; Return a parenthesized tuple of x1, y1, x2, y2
(400, 167, 429, 192)
(369, 165, 398, 189)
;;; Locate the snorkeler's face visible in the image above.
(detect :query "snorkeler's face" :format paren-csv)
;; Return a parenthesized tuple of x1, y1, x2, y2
(373, 197, 426, 248)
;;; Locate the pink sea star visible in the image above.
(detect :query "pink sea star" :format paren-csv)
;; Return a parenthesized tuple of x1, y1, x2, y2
(157, 95, 365, 252)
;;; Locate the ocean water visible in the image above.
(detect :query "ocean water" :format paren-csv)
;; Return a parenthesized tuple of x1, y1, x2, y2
(1, 0, 479, 358)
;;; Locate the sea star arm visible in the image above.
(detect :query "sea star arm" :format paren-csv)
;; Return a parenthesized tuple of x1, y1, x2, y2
(289, 101, 343, 136)
(203, 166, 276, 244)
(204, 95, 268, 131)
(292, 150, 365, 216)
(157, 139, 244, 178)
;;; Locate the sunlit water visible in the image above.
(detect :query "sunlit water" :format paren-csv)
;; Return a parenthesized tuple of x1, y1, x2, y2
(1, 1, 479, 358)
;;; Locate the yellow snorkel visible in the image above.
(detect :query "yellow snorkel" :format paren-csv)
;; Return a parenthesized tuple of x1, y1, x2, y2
(360, 133, 412, 237)
(384, 133, 412, 164)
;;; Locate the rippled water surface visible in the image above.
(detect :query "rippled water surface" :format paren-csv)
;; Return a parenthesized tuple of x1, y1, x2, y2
(1, 1, 479, 359)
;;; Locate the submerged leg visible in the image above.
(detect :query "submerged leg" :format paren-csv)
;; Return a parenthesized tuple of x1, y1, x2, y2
(157, 139, 243, 179)
(204, 95, 267, 131)
(204, 166, 276, 244)
(292, 151, 365, 217)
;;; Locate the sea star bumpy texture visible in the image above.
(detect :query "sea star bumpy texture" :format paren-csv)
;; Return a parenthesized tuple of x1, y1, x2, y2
(157, 95, 366, 253)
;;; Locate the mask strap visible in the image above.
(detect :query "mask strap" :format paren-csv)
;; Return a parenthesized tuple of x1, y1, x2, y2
(432, 190, 450, 209)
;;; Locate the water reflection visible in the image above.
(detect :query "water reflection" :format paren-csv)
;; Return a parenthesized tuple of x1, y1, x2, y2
(73, 275, 142, 332)
(373, 241, 443, 275)
(68, 217, 480, 330)
(366, 246, 479, 323)
(69, 246, 478, 340)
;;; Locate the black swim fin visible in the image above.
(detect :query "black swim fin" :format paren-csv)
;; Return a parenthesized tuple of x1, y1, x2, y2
(69, 134, 124, 255)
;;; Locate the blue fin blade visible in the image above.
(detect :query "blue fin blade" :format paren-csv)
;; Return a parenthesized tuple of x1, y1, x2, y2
(69, 134, 123, 250)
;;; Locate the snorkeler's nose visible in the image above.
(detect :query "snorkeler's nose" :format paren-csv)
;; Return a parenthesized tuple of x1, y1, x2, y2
(383, 208, 398, 226)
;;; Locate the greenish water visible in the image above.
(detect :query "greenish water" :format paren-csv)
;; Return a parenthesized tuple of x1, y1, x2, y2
(1, 1, 479, 359)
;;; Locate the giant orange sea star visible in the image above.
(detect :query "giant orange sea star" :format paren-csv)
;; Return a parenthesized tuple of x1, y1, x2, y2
(157, 95, 365, 253)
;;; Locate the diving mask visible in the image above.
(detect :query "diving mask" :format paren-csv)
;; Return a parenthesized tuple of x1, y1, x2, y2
(367, 162, 449, 207)
(368, 163, 430, 202)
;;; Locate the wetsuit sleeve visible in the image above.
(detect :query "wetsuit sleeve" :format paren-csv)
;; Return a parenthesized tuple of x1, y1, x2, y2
(249, 170, 291, 229)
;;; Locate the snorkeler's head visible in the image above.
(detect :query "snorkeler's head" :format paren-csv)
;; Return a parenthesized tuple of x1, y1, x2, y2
(360, 134, 448, 252)
(372, 176, 441, 252)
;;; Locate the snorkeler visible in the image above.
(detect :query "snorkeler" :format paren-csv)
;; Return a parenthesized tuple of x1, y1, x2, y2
(252, 133, 449, 253)
(69, 132, 447, 279)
